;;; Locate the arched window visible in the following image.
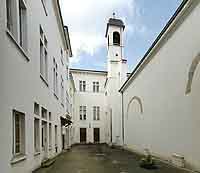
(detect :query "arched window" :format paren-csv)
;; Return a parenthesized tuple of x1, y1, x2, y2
(113, 32, 120, 45)
(185, 53, 200, 94)
(126, 96, 143, 119)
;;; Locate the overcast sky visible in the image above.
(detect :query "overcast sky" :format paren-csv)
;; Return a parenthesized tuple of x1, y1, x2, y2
(60, 0, 182, 72)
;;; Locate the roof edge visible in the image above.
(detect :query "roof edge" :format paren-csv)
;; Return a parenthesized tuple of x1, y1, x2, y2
(70, 68, 108, 74)
(119, 0, 191, 93)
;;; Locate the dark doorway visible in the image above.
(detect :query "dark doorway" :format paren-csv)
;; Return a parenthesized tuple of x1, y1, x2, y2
(62, 135, 65, 150)
(80, 128, 87, 143)
(94, 128, 100, 143)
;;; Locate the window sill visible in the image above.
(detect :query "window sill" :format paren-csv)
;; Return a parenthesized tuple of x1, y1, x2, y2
(40, 75, 49, 87)
(10, 154, 27, 165)
(6, 29, 30, 62)
(34, 151, 41, 156)
(34, 114, 40, 118)
(113, 43, 120, 46)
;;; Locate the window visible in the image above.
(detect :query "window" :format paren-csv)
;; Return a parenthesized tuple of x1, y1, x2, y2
(19, 0, 27, 50)
(61, 48, 64, 65)
(13, 110, 25, 156)
(80, 106, 86, 120)
(41, 107, 47, 119)
(34, 102, 40, 116)
(61, 76, 64, 105)
(6, 0, 27, 50)
(40, 26, 48, 82)
(93, 106, 100, 120)
(34, 118, 40, 152)
(55, 125, 58, 148)
(79, 80, 86, 92)
(49, 112, 52, 121)
(66, 66, 69, 80)
(93, 82, 99, 92)
(53, 58, 58, 96)
(6, 0, 13, 33)
(41, 121, 47, 149)
(113, 31, 120, 45)
(49, 123, 52, 148)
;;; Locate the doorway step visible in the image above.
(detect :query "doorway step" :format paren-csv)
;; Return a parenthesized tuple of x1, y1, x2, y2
(41, 158, 56, 168)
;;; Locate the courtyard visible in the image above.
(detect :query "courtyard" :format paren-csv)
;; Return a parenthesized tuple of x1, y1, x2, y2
(34, 144, 188, 173)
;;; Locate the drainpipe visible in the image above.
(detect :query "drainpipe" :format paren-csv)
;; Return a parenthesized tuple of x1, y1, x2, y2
(121, 91, 125, 146)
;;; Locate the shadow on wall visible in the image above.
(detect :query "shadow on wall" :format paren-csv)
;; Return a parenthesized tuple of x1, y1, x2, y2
(126, 96, 143, 119)
(185, 53, 200, 94)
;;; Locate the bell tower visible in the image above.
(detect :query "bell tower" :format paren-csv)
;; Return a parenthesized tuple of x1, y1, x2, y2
(105, 14, 127, 146)
(105, 13, 125, 62)
(105, 14, 127, 81)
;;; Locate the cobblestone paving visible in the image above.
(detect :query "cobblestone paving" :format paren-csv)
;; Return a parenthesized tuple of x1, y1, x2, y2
(34, 144, 188, 173)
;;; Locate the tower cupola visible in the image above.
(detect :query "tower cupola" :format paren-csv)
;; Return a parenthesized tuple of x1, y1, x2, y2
(105, 14, 125, 61)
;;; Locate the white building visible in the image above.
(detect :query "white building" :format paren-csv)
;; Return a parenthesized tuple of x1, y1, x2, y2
(0, 0, 72, 172)
(70, 69, 108, 144)
(70, 16, 128, 145)
(119, 0, 200, 172)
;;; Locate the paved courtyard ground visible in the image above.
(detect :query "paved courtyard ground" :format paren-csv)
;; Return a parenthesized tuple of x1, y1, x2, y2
(34, 144, 188, 173)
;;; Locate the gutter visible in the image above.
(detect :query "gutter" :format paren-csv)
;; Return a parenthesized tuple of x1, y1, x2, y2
(119, 0, 189, 93)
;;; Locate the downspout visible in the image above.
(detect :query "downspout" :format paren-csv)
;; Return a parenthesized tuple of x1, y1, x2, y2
(121, 91, 125, 146)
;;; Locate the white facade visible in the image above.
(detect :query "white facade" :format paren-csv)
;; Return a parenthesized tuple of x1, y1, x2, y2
(70, 69, 109, 144)
(0, 0, 72, 172)
(120, 0, 200, 171)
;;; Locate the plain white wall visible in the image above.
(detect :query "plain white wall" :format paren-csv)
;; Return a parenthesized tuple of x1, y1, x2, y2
(123, 1, 200, 171)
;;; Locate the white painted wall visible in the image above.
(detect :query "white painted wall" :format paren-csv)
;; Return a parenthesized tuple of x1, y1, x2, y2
(0, 0, 71, 172)
(68, 74, 76, 145)
(70, 70, 108, 144)
(106, 19, 128, 146)
(122, 1, 200, 171)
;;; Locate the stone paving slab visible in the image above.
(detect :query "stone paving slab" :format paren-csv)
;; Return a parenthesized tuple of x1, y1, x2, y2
(34, 144, 188, 173)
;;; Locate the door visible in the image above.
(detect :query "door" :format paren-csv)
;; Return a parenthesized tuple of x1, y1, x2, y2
(80, 128, 86, 143)
(94, 128, 100, 143)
